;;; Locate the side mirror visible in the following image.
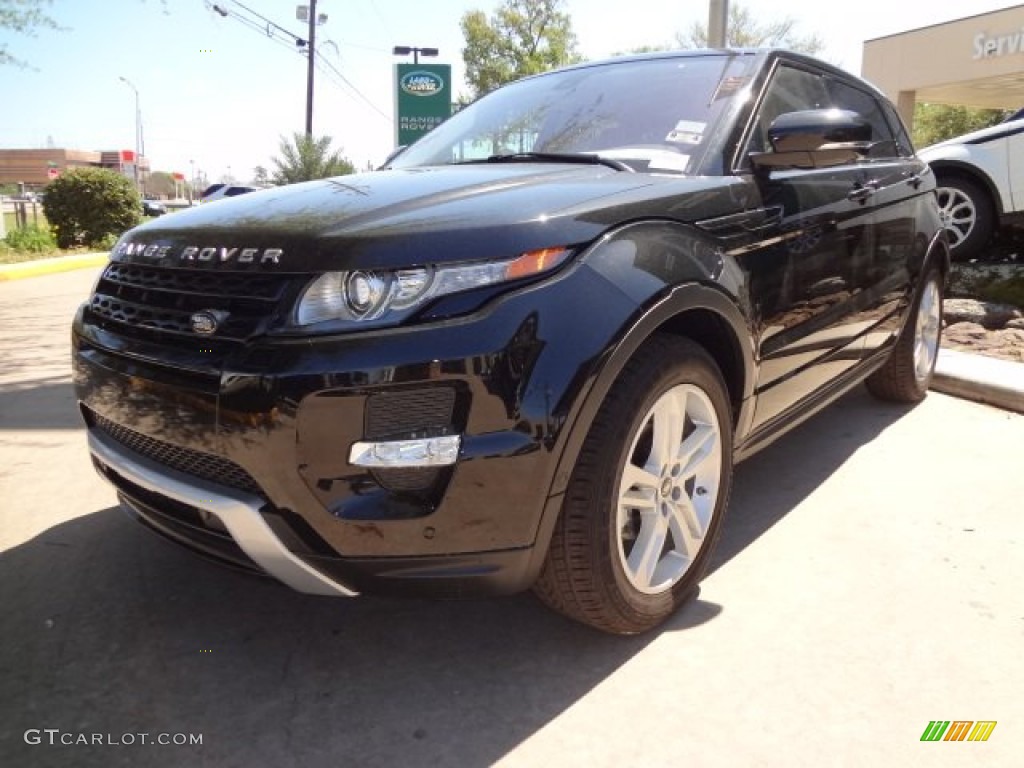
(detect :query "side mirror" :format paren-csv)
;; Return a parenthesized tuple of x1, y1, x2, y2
(750, 109, 872, 170)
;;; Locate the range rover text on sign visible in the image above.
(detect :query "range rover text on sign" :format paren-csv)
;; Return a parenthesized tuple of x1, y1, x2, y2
(394, 63, 451, 147)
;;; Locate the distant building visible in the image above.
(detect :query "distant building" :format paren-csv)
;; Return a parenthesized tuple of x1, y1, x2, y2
(0, 148, 150, 191)
(862, 5, 1024, 130)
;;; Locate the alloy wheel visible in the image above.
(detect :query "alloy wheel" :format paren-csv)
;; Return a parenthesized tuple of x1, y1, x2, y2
(616, 383, 723, 595)
(914, 277, 942, 383)
(935, 186, 976, 249)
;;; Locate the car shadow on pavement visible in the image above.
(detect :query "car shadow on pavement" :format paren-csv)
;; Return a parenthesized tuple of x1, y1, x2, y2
(0, 377, 81, 430)
(0, 387, 913, 768)
(710, 385, 915, 575)
(0, 505, 705, 768)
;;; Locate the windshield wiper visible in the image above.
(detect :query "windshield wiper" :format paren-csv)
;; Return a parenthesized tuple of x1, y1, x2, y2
(482, 152, 633, 172)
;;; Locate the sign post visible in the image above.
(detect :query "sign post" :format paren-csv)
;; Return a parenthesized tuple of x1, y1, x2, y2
(394, 63, 452, 148)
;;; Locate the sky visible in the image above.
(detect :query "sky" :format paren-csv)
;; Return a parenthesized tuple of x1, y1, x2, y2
(0, 0, 1020, 186)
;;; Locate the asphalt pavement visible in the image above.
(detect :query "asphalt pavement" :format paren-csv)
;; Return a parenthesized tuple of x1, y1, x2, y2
(1, 266, 1022, 768)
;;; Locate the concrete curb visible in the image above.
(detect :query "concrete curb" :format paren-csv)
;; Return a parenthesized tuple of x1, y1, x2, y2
(0, 252, 108, 282)
(933, 347, 1024, 414)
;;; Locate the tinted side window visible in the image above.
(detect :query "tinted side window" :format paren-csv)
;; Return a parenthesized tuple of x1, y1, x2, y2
(880, 100, 915, 156)
(827, 80, 897, 158)
(748, 65, 830, 154)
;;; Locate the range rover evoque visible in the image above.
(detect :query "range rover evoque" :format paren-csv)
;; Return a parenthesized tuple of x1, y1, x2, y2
(74, 49, 948, 634)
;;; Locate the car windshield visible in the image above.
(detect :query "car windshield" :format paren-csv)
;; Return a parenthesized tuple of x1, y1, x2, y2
(391, 54, 755, 174)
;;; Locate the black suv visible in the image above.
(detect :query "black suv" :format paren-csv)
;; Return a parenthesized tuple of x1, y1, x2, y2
(73, 50, 947, 634)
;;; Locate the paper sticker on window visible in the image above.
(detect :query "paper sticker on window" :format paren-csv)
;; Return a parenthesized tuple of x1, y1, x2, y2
(648, 153, 690, 173)
(665, 120, 706, 145)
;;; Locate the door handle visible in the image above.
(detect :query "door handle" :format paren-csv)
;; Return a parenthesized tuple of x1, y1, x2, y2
(847, 181, 878, 204)
(907, 173, 924, 189)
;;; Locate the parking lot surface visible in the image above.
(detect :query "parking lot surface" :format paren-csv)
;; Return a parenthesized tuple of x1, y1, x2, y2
(1, 268, 1021, 767)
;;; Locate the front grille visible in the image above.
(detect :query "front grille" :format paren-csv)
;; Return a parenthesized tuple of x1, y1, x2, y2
(365, 387, 456, 439)
(365, 387, 456, 494)
(86, 408, 264, 496)
(87, 262, 296, 346)
(371, 467, 444, 493)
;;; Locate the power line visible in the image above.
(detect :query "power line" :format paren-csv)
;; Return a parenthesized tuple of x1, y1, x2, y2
(314, 50, 392, 123)
(225, 0, 301, 43)
(231, 14, 305, 55)
(207, 1, 307, 54)
(206, 1, 392, 129)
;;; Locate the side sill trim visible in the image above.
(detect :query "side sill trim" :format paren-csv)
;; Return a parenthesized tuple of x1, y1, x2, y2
(88, 430, 358, 597)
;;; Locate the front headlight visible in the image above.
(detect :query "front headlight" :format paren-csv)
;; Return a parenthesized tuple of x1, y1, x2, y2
(294, 247, 570, 327)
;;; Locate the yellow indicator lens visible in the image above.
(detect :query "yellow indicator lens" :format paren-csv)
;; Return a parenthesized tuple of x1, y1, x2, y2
(506, 247, 569, 280)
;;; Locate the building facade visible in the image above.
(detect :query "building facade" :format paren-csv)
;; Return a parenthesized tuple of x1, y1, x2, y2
(863, 5, 1024, 129)
(0, 148, 149, 192)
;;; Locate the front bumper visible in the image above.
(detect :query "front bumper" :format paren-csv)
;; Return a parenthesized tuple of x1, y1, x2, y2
(89, 428, 357, 596)
(73, 261, 636, 596)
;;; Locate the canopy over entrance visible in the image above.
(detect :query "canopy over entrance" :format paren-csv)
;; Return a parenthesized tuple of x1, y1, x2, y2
(862, 5, 1024, 129)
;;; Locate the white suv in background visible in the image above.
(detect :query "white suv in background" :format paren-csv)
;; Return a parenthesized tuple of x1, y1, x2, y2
(199, 184, 258, 204)
(918, 112, 1024, 260)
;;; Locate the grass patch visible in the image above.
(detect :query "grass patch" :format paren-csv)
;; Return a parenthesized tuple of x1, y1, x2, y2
(949, 263, 1024, 309)
(3, 209, 49, 232)
(1, 221, 61, 263)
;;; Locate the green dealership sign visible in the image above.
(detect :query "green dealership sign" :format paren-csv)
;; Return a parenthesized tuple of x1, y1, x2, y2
(394, 63, 452, 147)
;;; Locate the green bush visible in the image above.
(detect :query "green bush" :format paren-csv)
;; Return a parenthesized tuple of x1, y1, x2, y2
(42, 167, 141, 248)
(4, 224, 57, 253)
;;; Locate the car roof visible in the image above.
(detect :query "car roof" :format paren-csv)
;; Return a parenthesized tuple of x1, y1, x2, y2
(513, 48, 881, 99)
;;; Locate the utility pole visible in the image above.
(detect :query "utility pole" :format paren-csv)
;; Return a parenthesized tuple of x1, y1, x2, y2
(305, 0, 317, 136)
(119, 76, 143, 194)
(708, 0, 729, 48)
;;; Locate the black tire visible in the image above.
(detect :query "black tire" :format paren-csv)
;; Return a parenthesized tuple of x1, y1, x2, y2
(866, 268, 943, 403)
(534, 335, 733, 635)
(934, 175, 994, 262)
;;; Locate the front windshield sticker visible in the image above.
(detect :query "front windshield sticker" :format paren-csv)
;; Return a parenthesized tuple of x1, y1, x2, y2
(665, 120, 706, 145)
(648, 153, 690, 173)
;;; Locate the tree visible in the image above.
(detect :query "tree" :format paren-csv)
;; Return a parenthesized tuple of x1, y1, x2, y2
(146, 171, 176, 199)
(912, 103, 1010, 148)
(270, 133, 355, 185)
(252, 165, 269, 187)
(43, 167, 141, 249)
(460, 0, 580, 100)
(0, 0, 59, 66)
(677, 2, 823, 55)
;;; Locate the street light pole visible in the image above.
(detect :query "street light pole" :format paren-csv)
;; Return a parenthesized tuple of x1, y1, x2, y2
(708, 0, 729, 47)
(118, 76, 142, 194)
(305, 0, 317, 137)
(392, 45, 439, 66)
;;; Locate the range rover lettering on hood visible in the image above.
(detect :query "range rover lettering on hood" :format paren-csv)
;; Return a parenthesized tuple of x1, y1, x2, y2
(114, 241, 283, 265)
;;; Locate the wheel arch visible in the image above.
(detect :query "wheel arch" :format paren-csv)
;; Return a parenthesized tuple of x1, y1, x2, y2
(547, 282, 755, 501)
(929, 160, 1005, 217)
(925, 226, 952, 280)
(522, 283, 755, 591)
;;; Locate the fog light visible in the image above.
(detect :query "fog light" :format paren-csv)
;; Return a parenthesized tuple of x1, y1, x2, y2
(348, 435, 461, 467)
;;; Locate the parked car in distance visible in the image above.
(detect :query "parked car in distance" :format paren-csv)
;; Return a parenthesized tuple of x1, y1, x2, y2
(74, 49, 948, 634)
(142, 199, 167, 217)
(917, 112, 1024, 260)
(200, 183, 257, 203)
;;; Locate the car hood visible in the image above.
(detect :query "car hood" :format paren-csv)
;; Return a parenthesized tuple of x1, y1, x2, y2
(116, 164, 747, 272)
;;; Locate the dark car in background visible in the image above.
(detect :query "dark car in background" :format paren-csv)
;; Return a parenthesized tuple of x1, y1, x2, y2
(142, 199, 167, 217)
(73, 49, 947, 634)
